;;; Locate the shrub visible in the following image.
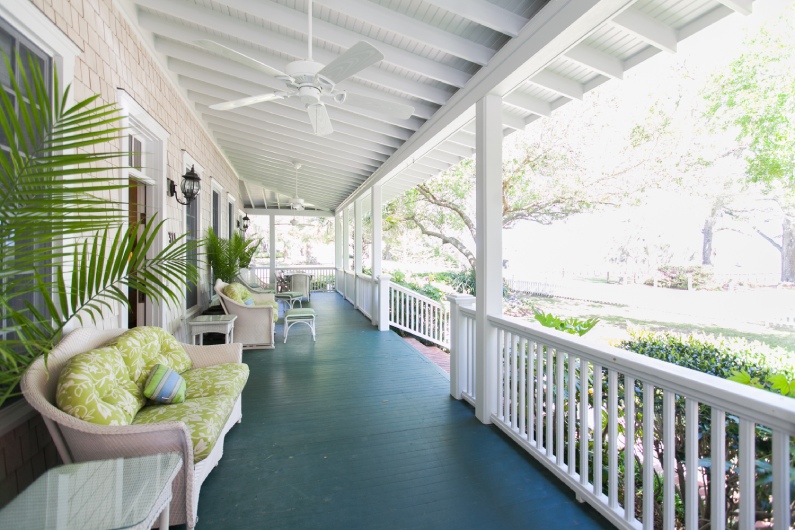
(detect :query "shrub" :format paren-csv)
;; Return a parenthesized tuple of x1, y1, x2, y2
(532, 307, 599, 336)
(646, 265, 714, 290)
(619, 329, 795, 382)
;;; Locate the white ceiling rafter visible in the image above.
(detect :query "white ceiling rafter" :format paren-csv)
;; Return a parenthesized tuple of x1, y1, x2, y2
(421, 0, 529, 37)
(611, 7, 679, 54)
(316, 0, 497, 65)
(564, 43, 624, 79)
(503, 91, 552, 117)
(528, 69, 584, 100)
(715, 0, 752, 16)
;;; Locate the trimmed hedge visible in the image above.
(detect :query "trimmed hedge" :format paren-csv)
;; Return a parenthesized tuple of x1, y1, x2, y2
(619, 328, 795, 388)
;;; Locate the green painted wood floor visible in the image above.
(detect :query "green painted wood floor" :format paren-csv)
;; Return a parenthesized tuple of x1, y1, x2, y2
(182, 293, 612, 529)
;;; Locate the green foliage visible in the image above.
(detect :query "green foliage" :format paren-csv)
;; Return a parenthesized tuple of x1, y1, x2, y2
(728, 370, 795, 398)
(645, 265, 714, 290)
(703, 15, 795, 186)
(204, 228, 260, 283)
(619, 329, 795, 382)
(436, 268, 476, 296)
(0, 55, 198, 406)
(531, 307, 599, 336)
(389, 270, 444, 302)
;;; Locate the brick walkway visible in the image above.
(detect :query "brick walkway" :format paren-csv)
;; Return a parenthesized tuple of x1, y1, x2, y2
(402, 337, 450, 373)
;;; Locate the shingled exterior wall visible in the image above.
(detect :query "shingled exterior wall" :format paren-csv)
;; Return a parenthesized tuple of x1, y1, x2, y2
(0, 0, 244, 505)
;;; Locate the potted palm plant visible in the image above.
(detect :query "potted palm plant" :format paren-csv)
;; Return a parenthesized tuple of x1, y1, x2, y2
(204, 227, 261, 283)
(0, 55, 199, 407)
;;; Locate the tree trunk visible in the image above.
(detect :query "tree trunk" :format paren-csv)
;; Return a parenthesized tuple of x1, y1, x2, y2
(782, 215, 795, 282)
(702, 216, 716, 265)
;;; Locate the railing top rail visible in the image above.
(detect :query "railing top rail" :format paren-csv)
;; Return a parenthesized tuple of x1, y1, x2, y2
(265, 265, 335, 270)
(343, 270, 356, 276)
(487, 313, 795, 432)
(356, 273, 374, 282)
(389, 281, 447, 309)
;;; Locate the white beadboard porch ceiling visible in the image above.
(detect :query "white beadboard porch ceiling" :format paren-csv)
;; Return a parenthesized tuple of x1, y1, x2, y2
(118, 0, 754, 215)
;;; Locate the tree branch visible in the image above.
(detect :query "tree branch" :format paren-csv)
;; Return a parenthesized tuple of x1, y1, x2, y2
(407, 215, 476, 269)
(416, 184, 476, 240)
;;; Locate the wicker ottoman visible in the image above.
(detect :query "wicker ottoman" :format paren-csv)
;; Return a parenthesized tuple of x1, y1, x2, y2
(284, 308, 316, 343)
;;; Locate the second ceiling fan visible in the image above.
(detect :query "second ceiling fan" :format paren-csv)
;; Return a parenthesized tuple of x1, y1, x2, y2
(197, 0, 414, 136)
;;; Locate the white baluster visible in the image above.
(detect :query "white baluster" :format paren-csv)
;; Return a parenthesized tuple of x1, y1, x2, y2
(738, 418, 755, 530)
(536, 342, 544, 451)
(608, 370, 618, 510)
(580, 359, 590, 487)
(711, 408, 726, 530)
(625, 375, 635, 523)
(685, 398, 698, 529)
(772, 430, 791, 530)
(511, 333, 519, 429)
(663, 389, 675, 530)
(593, 364, 603, 498)
(568, 353, 576, 477)
(556, 348, 564, 466)
(546, 345, 554, 459)
(519, 337, 527, 437)
(642, 383, 654, 530)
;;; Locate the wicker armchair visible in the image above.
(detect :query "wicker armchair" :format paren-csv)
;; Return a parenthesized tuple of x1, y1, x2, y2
(215, 279, 276, 349)
(289, 272, 312, 302)
(21, 327, 244, 530)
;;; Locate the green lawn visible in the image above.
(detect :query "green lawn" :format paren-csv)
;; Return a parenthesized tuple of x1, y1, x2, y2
(506, 288, 795, 353)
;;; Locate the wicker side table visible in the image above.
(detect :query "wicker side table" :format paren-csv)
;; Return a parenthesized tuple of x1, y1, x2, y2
(187, 314, 237, 345)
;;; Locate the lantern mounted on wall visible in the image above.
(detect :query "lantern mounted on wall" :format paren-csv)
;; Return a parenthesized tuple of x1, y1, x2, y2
(242, 214, 251, 232)
(167, 165, 201, 206)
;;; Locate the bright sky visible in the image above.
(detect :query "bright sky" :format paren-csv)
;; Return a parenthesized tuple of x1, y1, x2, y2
(503, 0, 793, 280)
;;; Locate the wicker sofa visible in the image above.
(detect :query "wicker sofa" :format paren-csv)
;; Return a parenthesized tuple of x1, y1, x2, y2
(21, 326, 248, 530)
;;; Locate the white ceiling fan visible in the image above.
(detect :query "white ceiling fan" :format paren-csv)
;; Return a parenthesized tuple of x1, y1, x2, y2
(196, 0, 414, 136)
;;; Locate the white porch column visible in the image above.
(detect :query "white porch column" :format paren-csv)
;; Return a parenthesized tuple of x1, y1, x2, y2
(354, 198, 363, 309)
(474, 93, 503, 424)
(268, 214, 276, 290)
(334, 213, 342, 295)
(370, 183, 382, 326)
(448, 293, 476, 400)
(342, 207, 350, 272)
(377, 274, 391, 331)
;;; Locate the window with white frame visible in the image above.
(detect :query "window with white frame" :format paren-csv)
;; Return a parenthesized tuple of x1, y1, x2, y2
(0, 18, 52, 343)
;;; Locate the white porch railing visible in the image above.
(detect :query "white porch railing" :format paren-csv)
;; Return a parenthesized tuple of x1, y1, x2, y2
(250, 265, 336, 292)
(343, 270, 355, 304)
(355, 274, 374, 319)
(388, 282, 450, 349)
(448, 300, 795, 530)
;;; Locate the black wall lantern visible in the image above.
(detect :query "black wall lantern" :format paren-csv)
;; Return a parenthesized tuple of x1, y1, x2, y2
(167, 165, 201, 206)
(242, 213, 251, 232)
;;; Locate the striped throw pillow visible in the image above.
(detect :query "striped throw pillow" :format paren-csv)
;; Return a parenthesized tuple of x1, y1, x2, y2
(143, 364, 186, 404)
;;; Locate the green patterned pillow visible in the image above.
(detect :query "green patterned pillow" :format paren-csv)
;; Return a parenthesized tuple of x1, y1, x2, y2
(105, 327, 192, 388)
(223, 282, 253, 305)
(56, 346, 146, 425)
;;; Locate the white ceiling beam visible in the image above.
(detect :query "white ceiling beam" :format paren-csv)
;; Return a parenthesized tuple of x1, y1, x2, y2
(218, 137, 372, 179)
(435, 141, 474, 159)
(336, 0, 636, 212)
(503, 91, 552, 117)
(501, 111, 527, 131)
(715, 0, 752, 16)
(564, 43, 624, 79)
(448, 130, 476, 148)
(421, 0, 528, 37)
(316, 0, 496, 65)
(424, 149, 462, 167)
(212, 0, 470, 88)
(240, 180, 255, 209)
(528, 69, 584, 100)
(611, 7, 678, 54)
(201, 113, 389, 164)
(244, 209, 335, 218)
(146, 26, 436, 123)
(210, 124, 380, 173)
(261, 188, 270, 209)
(228, 154, 361, 189)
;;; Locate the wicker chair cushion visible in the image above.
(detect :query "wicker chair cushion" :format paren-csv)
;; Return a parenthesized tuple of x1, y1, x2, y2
(132, 395, 237, 463)
(222, 282, 252, 305)
(104, 326, 193, 387)
(56, 346, 146, 426)
(182, 363, 250, 400)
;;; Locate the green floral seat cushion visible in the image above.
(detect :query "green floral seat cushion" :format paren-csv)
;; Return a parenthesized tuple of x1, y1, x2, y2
(222, 283, 252, 305)
(132, 395, 236, 463)
(104, 326, 192, 387)
(56, 346, 146, 426)
(254, 300, 279, 322)
(182, 363, 250, 400)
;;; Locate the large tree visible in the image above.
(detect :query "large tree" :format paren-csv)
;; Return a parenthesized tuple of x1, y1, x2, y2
(703, 11, 795, 280)
(388, 88, 669, 269)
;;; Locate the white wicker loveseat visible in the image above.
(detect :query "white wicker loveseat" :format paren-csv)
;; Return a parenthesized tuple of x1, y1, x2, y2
(21, 326, 248, 530)
(215, 279, 277, 349)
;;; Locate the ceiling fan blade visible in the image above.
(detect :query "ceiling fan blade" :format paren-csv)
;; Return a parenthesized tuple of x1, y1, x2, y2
(337, 92, 415, 119)
(317, 41, 384, 84)
(209, 92, 286, 111)
(306, 103, 334, 136)
(195, 40, 290, 79)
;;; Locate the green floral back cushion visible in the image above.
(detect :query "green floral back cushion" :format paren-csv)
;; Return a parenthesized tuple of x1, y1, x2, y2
(222, 282, 252, 305)
(104, 327, 192, 387)
(56, 346, 146, 426)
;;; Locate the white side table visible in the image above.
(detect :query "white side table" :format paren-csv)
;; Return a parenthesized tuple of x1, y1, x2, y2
(0, 453, 182, 529)
(188, 314, 237, 345)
